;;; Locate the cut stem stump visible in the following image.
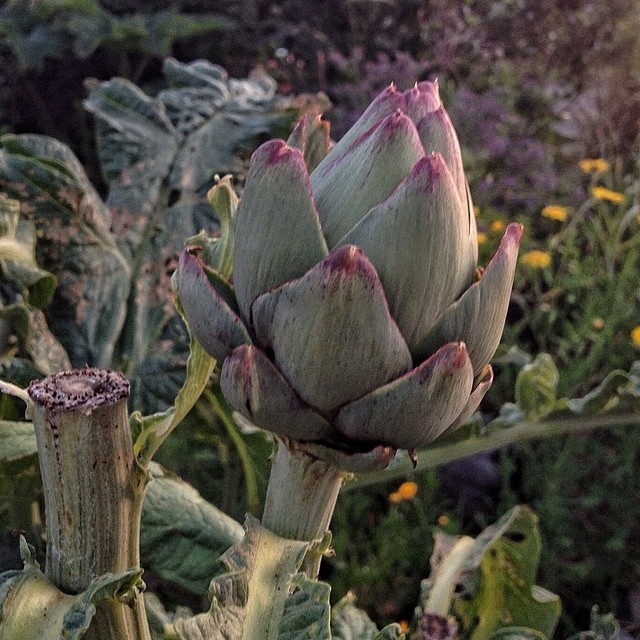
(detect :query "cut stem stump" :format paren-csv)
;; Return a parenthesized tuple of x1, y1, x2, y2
(28, 368, 151, 640)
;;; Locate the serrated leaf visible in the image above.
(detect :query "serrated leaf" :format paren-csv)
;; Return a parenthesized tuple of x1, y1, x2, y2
(331, 594, 380, 640)
(280, 572, 331, 640)
(0, 560, 143, 640)
(0, 134, 130, 369)
(168, 111, 294, 192)
(0, 305, 71, 374)
(140, 464, 244, 596)
(84, 76, 179, 189)
(0, 196, 56, 308)
(174, 515, 331, 640)
(118, 197, 219, 398)
(448, 506, 561, 640)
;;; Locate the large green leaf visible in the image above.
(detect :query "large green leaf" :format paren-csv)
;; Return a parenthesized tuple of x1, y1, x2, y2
(0, 134, 130, 369)
(0, 197, 68, 374)
(0, 305, 71, 375)
(84, 76, 179, 195)
(417, 506, 561, 640)
(330, 595, 384, 640)
(0, 540, 144, 640)
(0, 196, 56, 308)
(0, 421, 36, 464)
(140, 464, 244, 597)
(173, 515, 331, 640)
(162, 58, 299, 192)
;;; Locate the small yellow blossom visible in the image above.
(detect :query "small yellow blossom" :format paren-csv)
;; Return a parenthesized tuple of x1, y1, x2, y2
(437, 514, 450, 527)
(591, 317, 605, 331)
(541, 205, 569, 222)
(477, 231, 488, 245)
(520, 250, 551, 269)
(579, 158, 610, 173)
(398, 621, 410, 633)
(591, 186, 625, 204)
(473, 205, 480, 217)
(397, 481, 418, 500)
(490, 219, 505, 232)
(632, 326, 640, 348)
(389, 481, 418, 503)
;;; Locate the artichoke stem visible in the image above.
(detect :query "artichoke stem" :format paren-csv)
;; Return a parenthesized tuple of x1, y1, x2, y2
(262, 439, 347, 578)
(28, 368, 151, 640)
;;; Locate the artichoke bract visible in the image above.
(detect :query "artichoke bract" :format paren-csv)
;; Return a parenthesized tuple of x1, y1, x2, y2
(175, 81, 522, 471)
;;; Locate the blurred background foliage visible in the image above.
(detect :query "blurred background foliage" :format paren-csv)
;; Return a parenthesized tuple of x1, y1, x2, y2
(1, 0, 640, 637)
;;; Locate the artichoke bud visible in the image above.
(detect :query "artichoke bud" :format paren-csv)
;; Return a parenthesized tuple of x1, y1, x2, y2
(176, 82, 522, 471)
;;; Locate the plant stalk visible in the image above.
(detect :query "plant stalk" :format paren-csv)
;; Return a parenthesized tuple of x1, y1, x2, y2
(28, 368, 151, 640)
(262, 438, 347, 578)
(347, 409, 640, 491)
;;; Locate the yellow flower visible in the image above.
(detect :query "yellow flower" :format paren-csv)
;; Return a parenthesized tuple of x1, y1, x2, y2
(477, 231, 488, 245)
(520, 250, 551, 269)
(490, 219, 505, 232)
(473, 205, 480, 217)
(437, 514, 450, 527)
(632, 326, 640, 348)
(591, 186, 625, 204)
(591, 317, 604, 331)
(389, 481, 418, 503)
(398, 621, 410, 633)
(579, 158, 610, 173)
(397, 481, 418, 500)
(541, 205, 569, 221)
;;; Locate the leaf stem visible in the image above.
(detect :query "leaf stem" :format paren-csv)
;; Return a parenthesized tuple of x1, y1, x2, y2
(348, 409, 640, 491)
(204, 387, 261, 513)
(424, 536, 475, 616)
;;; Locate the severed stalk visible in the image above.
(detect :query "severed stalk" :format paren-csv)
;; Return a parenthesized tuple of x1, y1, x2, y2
(28, 368, 151, 640)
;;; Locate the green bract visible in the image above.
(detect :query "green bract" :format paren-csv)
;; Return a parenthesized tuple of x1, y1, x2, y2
(175, 82, 522, 470)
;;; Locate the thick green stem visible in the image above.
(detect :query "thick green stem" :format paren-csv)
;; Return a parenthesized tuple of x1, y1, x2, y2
(262, 439, 347, 578)
(238, 439, 345, 640)
(28, 368, 151, 640)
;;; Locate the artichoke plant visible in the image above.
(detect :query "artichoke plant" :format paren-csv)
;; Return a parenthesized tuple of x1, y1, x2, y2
(175, 81, 522, 472)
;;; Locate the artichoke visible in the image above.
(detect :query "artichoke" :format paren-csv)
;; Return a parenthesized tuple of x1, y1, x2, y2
(175, 81, 522, 470)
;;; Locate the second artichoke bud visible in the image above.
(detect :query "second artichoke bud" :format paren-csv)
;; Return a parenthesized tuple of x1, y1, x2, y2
(175, 81, 522, 471)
